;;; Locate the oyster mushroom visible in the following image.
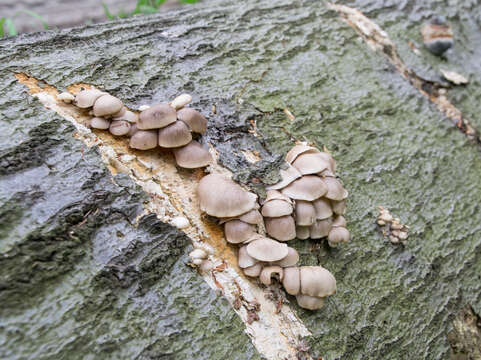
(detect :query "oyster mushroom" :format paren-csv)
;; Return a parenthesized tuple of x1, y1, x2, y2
(300, 266, 336, 298)
(261, 199, 293, 217)
(313, 198, 333, 219)
(57, 92, 75, 103)
(296, 295, 325, 310)
(309, 218, 333, 239)
(238, 246, 257, 268)
(266, 165, 302, 190)
(129, 129, 158, 150)
(113, 109, 138, 123)
(282, 267, 300, 295)
(265, 215, 296, 241)
(327, 227, 350, 247)
(90, 117, 111, 130)
(291, 152, 330, 175)
(126, 123, 138, 137)
(259, 266, 284, 286)
(285, 145, 319, 164)
(177, 108, 208, 134)
(264, 190, 292, 203)
(137, 104, 177, 130)
(220, 209, 264, 226)
(332, 215, 347, 228)
(75, 89, 105, 108)
(322, 177, 345, 201)
(93, 94, 123, 117)
(331, 199, 346, 215)
(246, 238, 289, 262)
(224, 219, 255, 244)
(294, 200, 316, 226)
(272, 247, 299, 267)
(170, 93, 192, 110)
(173, 140, 212, 169)
(243, 263, 263, 277)
(158, 121, 192, 148)
(281, 175, 327, 201)
(109, 120, 131, 136)
(197, 174, 257, 217)
(296, 226, 310, 240)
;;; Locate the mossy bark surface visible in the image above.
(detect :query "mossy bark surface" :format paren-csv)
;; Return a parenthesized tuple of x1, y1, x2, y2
(1, 0, 481, 359)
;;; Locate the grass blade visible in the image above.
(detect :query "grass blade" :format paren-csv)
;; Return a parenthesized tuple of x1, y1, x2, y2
(5, 18, 17, 36)
(19, 9, 49, 30)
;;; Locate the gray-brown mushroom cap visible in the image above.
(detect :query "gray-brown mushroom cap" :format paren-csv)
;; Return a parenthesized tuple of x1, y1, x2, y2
(322, 177, 345, 201)
(291, 152, 330, 175)
(177, 108, 208, 134)
(295, 200, 316, 226)
(285, 145, 319, 164)
(313, 198, 333, 220)
(109, 120, 131, 136)
(259, 266, 284, 286)
(272, 247, 299, 267)
(261, 199, 293, 218)
(75, 89, 105, 108)
(246, 238, 289, 262)
(197, 174, 257, 217)
(296, 226, 310, 240)
(317, 152, 337, 172)
(265, 215, 296, 241)
(328, 227, 350, 246)
(331, 199, 346, 215)
(113, 109, 138, 123)
(93, 94, 123, 117)
(126, 123, 138, 137)
(90, 117, 111, 130)
(281, 175, 327, 201)
(266, 165, 302, 191)
(138, 104, 177, 130)
(219, 209, 264, 226)
(224, 220, 255, 244)
(158, 121, 192, 148)
(309, 218, 333, 239)
(173, 140, 212, 169)
(296, 295, 325, 310)
(238, 246, 257, 268)
(264, 190, 292, 203)
(243, 263, 263, 277)
(129, 129, 158, 150)
(282, 267, 300, 295)
(300, 266, 337, 298)
(332, 215, 347, 228)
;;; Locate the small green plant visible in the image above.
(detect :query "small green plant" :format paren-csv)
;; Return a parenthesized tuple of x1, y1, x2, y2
(102, 0, 199, 20)
(0, 10, 48, 38)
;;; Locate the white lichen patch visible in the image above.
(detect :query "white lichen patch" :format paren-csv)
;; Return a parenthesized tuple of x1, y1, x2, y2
(377, 206, 409, 245)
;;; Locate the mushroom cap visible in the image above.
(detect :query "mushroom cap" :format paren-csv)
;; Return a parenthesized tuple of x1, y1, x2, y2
(331, 199, 346, 215)
(170, 93, 192, 110)
(113, 106, 126, 118)
(261, 199, 293, 217)
(296, 295, 325, 310)
(291, 152, 330, 175)
(93, 94, 123, 117)
(300, 266, 336, 297)
(177, 108, 208, 134)
(264, 190, 292, 203)
(313, 198, 333, 219)
(238, 246, 258, 268)
(197, 174, 257, 217)
(318, 168, 335, 177)
(127, 123, 138, 137)
(219, 209, 264, 226)
(173, 140, 212, 169)
(109, 120, 131, 136)
(265, 215, 296, 241)
(266, 164, 302, 191)
(282, 267, 300, 295)
(90, 117, 111, 130)
(309, 218, 333, 239)
(224, 219, 255, 244)
(295, 200, 316, 226)
(317, 152, 337, 172)
(296, 226, 310, 240)
(75, 89, 105, 108)
(189, 248, 207, 260)
(322, 177, 345, 201)
(272, 247, 299, 267)
(259, 266, 284, 286)
(129, 129, 158, 150)
(243, 263, 263, 277)
(332, 215, 347, 228)
(138, 104, 177, 130)
(246, 238, 289, 262)
(158, 120, 192, 148)
(285, 145, 319, 164)
(281, 175, 327, 201)
(113, 109, 138, 123)
(327, 227, 350, 246)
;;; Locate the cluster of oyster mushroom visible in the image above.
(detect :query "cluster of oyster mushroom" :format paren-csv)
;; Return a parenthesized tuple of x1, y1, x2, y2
(72, 89, 212, 168)
(197, 172, 337, 310)
(263, 144, 350, 247)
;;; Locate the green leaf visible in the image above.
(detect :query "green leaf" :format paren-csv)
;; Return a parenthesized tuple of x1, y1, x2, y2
(0, 18, 5, 38)
(155, 0, 167, 5)
(5, 18, 17, 36)
(179, 0, 199, 3)
(138, 5, 159, 14)
(19, 9, 49, 30)
(102, 2, 115, 20)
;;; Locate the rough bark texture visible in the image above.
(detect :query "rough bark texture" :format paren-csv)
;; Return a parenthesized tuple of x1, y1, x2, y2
(1, 0, 481, 359)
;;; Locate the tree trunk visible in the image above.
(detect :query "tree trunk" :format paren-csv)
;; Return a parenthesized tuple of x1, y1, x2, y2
(1, 0, 480, 359)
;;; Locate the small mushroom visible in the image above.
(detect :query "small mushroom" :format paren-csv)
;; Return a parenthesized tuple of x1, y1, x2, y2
(317, 152, 336, 172)
(259, 266, 284, 286)
(224, 219, 255, 244)
(281, 175, 327, 201)
(75, 89, 105, 108)
(296, 226, 310, 240)
(113, 106, 126, 118)
(158, 121, 192, 148)
(322, 177, 345, 201)
(331, 199, 346, 215)
(126, 123, 138, 137)
(137, 104, 177, 130)
(109, 120, 131, 136)
(296, 295, 325, 310)
(246, 238, 289, 262)
(300, 266, 336, 298)
(272, 247, 299, 267)
(93, 94, 123, 117)
(177, 108, 208, 134)
(243, 263, 263, 277)
(282, 267, 300, 295)
(285, 145, 319, 164)
(294, 200, 316, 226)
(173, 140, 212, 169)
(313, 198, 333, 219)
(291, 152, 330, 175)
(138, 105, 150, 111)
(309, 218, 333, 239)
(265, 215, 296, 241)
(113, 109, 138, 123)
(219, 209, 264, 226)
(327, 227, 350, 247)
(332, 215, 347, 228)
(129, 129, 158, 150)
(170, 93, 192, 110)
(266, 165, 302, 190)
(197, 174, 258, 217)
(189, 248, 207, 260)
(90, 117, 111, 130)
(238, 246, 257, 268)
(261, 199, 293, 217)
(57, 92, 75, 103)
(264, 190, 293, 203)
